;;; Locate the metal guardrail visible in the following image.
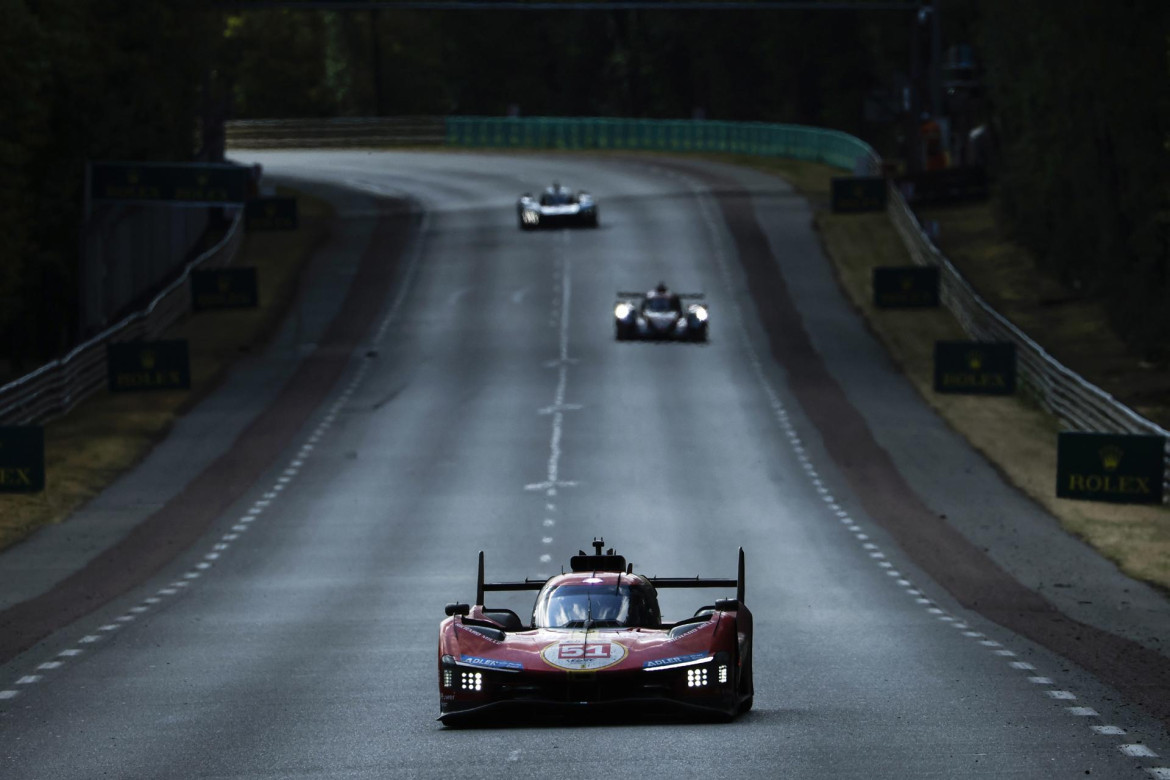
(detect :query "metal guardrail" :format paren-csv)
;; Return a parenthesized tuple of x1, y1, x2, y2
(226, 117, 445, 148)
(446, 115, 881, 173)
(886, 187, 1170, 495)
(0, 208, 244, 425)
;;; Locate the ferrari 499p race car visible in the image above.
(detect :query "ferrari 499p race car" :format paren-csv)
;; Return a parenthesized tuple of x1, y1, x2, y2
(614, 283, 709, 342)
(517, 183, 598, 230)
(437, 539, 753, 724)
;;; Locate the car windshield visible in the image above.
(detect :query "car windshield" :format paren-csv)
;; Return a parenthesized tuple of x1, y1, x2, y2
(540, 191, 574, 206)
(535, 583, 634, 628)
(644, 297, 677, 313)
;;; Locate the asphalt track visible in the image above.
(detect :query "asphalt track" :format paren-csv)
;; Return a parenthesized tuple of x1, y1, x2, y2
(1, 151, 1168, 778)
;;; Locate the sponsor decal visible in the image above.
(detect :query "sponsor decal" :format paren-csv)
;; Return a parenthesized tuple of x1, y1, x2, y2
(454, 623, 504, 644)
(541, 640, 628, 671)
(1057, 432, 1164, 505)
(0, 426, 44, 493)
(933, 341, 1016, 395)
(643, 652, 707, 670)
(460, 656, 523, 671)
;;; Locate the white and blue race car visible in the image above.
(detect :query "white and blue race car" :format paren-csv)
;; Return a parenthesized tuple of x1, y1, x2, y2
(614, 283, 708, 342)
(518, 183, 598, 230)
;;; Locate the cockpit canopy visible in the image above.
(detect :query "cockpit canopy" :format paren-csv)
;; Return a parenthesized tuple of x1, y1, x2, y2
(540, 186, 575, 206)
(532, 575, 661, 629)
(644, 295, 681, 314)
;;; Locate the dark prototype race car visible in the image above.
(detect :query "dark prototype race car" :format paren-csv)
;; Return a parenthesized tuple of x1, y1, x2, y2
(614, 283, 709, 342)
(437, 539, 753, 725)
(517, 183, 598, 230)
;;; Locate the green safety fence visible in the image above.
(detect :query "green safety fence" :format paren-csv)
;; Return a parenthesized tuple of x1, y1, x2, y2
(446, 116, 880, 173)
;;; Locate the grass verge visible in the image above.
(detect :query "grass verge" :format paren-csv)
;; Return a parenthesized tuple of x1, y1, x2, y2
(0, 187, 334, 552)
(715, 154, 1169, 592)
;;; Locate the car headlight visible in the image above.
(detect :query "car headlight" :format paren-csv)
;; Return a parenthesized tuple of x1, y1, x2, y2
(692, 307, 708, 323)
(686, 667, 709, 688)
(615, 303, 631, 319)
(460, 671, 483, 691)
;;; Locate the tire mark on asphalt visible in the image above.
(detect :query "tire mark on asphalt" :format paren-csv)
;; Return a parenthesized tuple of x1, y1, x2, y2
(0, 196, 420, 665)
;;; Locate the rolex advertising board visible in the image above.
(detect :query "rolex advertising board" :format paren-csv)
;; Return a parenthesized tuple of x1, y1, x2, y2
(933, 341, 1017, 395)
(830, 176, 887, 213)
(91, 162, 249, 205)
(0, 426, 45, 493)
(245, 197, 298, 230)
(191, 268, 259, 311)
(1056, 432, 1164, 505)
(107, 340, 191, 393)
(872, 266, 940, 308)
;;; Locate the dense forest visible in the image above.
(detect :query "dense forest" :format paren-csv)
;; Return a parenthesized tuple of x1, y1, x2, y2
(1, 0, 1168, 374)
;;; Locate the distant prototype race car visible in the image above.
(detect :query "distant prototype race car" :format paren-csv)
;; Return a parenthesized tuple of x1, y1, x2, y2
(517, 183, 598, 230)
(614, 283, 709, 342)
(437, 538, 753, 725)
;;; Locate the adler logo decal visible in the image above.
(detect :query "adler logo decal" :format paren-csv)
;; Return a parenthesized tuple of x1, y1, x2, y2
(541, 640, 627, 671)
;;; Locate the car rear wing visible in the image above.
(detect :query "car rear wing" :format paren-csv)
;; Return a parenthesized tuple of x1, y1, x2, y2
(477, 552, 546, 604)
(647, 547, 745, 603)
(616, 291, 705, 299)
(475, 547, 745, 605)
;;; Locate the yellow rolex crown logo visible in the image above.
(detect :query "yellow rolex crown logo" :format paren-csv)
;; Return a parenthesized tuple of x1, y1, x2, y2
(1099, 445, 1123, 472)
(900, 275, 915, 291)
(127, 170, 140, 185)
(140, 349, 157, 370)
(966, 351, 983, 370)
(218, 274, 232, 293)
(196, 173, 209, 186)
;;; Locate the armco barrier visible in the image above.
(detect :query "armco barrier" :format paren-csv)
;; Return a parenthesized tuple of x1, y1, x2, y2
(885, 185, 1170, 496)
(446, 116, 881, 174)
(0, 208, 244, 425)
(226, 117, 445, 149)
(446, 115, 1167, 497)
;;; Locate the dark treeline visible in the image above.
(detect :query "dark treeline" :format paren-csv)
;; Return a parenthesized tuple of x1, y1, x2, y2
(2, 1, 1169, 376)
(974, 0, 1170, 359)
(222, 6, 905, 131)
(0, 0, 212, 374)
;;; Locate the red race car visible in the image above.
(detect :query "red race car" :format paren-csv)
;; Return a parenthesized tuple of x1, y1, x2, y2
(437, 538, 753, 724)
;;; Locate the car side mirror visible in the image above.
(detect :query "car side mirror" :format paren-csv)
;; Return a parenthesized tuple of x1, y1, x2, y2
(714, 598, 738, 612)
(445, 602, 470, 617)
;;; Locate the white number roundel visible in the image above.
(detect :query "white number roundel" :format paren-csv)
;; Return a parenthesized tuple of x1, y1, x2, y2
(541, 640, 627, 671)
